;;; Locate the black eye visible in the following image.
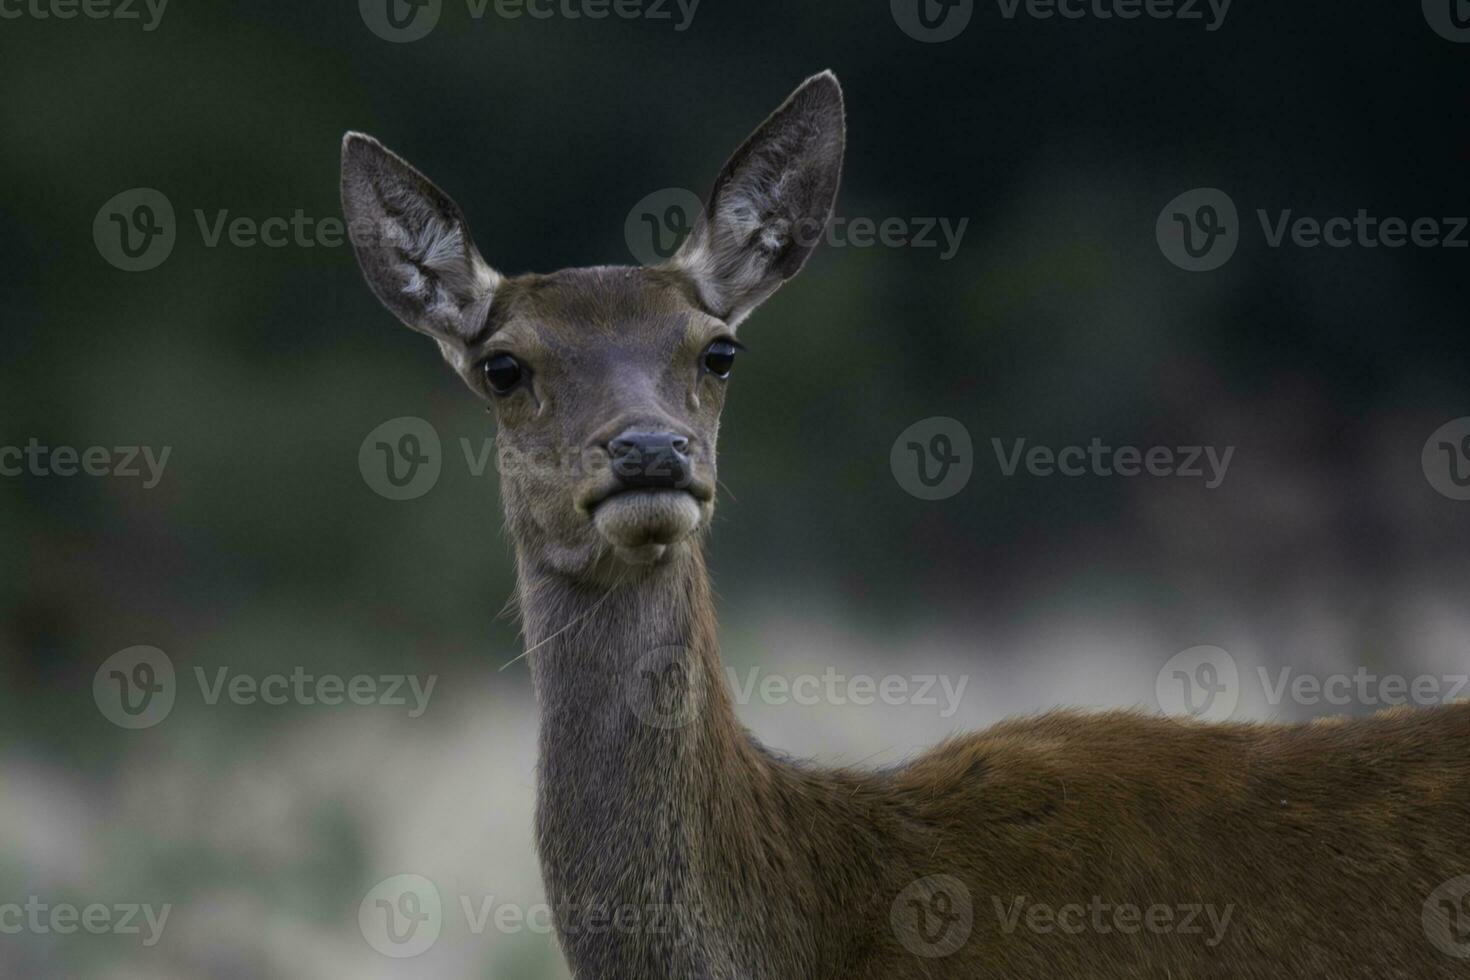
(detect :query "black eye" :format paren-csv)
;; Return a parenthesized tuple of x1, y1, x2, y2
(481, 353, 523, 394)
(703, 339, 741, 379)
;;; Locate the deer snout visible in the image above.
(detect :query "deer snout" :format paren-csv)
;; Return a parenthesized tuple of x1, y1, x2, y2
(607, 430, 693, 490)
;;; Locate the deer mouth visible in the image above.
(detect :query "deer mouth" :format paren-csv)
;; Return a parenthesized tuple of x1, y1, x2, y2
(579, 479, 713, 515)
(588, 488, 707, 564)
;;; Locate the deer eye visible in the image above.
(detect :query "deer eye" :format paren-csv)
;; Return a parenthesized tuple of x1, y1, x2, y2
(702, 339, 741, 379)
(481, 353, 524, 394)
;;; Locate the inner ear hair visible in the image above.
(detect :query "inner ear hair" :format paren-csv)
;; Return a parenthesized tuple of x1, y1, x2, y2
(341, 132, 500, 347)
(671, 71, 846, 327)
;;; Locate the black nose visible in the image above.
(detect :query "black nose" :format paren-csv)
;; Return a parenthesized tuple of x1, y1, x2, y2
(607, 430, 692, 490)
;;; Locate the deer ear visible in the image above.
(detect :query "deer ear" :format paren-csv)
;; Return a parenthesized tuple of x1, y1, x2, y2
(341, 133, 499, 354)
(670, 71, 845, 327)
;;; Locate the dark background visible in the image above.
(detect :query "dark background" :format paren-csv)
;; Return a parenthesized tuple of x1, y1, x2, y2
(2, 1, 1468, 976)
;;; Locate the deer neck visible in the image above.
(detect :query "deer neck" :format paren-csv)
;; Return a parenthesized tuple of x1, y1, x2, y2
(517, 545, 895, 978)
(520, 544, 739, 782)
(519, 544, 751, 973)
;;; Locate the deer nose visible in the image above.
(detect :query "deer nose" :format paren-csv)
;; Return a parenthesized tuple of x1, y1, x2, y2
(607, 430, 692, 490)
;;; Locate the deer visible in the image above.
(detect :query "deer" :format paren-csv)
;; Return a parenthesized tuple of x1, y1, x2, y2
(341, 71, 1470, 979)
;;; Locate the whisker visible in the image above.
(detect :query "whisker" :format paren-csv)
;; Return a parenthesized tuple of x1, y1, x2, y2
(499, 570, 625, 671)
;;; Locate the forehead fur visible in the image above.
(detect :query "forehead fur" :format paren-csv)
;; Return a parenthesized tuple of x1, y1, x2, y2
(485, 265, 713, 342)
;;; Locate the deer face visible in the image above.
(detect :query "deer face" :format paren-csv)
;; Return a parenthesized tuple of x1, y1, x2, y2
(341, 72, 844, 577)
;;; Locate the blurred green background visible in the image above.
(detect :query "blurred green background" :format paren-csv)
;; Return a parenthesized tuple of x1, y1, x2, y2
(2, 1, 1469, 976)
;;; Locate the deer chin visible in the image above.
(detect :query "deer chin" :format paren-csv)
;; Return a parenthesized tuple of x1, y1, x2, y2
(592, 490, 703, 565)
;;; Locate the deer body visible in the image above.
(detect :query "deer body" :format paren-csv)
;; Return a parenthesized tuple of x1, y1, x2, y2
(520, 540, 1470, 979)
(342, 72, 1470, 978)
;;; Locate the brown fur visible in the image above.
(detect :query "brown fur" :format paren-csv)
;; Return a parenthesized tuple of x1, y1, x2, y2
(523, 546, 1470, 979)
(342, 72, 1470, 978)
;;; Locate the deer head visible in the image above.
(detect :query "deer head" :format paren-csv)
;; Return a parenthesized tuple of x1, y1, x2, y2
(341, 72, 845, 579)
